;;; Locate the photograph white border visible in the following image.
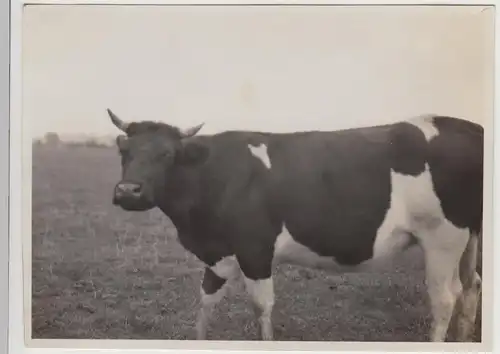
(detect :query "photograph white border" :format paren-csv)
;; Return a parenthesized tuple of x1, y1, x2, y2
(6, 1, 499, 353)
(2, 1, 10, 354)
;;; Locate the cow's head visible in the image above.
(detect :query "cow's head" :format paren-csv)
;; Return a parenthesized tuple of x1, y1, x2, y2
(107, 109, 207, 211)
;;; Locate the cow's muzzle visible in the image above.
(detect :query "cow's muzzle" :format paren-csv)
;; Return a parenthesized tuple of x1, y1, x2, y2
(113, 182, 154, 211)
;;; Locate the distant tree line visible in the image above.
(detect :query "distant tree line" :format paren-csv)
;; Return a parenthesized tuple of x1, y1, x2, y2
(33, 132, 114, 149)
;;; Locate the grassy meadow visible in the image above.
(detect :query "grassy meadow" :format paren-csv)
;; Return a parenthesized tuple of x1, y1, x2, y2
(32, 144, 480, 341)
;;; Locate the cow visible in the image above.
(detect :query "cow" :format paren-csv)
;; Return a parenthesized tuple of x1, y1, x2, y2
(106, 109, 483, 342)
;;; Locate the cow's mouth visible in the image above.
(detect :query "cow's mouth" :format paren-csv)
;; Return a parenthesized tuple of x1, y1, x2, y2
(112, 195, 155, 211)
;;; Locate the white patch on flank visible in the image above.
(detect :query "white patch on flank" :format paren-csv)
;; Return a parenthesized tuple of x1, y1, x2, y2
(248, 143, 272, 169)
(372, 164, 444, 259)
(407, 114, 439, 141)
(273, 224, 341, 270)
(373, 163, 471, 342)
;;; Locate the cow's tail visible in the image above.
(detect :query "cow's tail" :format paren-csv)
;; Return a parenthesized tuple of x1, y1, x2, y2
(454, 230, 483, 341)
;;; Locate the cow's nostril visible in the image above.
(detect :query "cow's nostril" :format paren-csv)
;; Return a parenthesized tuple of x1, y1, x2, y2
(131, 185, 141, 193)
(116, 183, 142, 196)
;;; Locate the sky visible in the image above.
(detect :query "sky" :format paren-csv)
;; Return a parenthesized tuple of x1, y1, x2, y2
(22, 5, 494, 139)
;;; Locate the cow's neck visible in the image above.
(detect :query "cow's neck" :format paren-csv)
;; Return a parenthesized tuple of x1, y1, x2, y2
(157, 166, 204, 233)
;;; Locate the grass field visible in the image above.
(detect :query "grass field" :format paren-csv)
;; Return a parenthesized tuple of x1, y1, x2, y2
(31, 144, 478, 342)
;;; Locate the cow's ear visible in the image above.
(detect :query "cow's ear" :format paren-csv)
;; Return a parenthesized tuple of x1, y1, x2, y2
(116, 135, 128, 151)
(178, 140, 209, 165)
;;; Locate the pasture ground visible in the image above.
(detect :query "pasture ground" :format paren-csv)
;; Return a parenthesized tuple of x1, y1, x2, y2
(31, 145, 479, 341)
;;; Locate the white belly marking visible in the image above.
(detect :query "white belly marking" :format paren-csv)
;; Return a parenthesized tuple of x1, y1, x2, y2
(273, 224, 341, 270)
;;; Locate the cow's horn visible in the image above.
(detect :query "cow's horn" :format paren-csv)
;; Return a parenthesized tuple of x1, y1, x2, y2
(180, 123, 204, 138)
(107, 109, 129, 132)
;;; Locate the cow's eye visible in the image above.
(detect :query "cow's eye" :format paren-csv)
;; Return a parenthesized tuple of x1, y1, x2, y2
(118, 146, 129, 155)
(157, 151, 170, 160)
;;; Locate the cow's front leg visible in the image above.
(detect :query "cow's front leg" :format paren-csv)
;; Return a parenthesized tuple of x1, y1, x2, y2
(232, 215, 276, 340)
(243, 275, 275, 340)
(238, 251, 275, 341)
(196, 267, 229, 340)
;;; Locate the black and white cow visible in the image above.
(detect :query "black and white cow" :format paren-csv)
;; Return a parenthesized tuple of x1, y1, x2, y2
(107, 109, 483, 342)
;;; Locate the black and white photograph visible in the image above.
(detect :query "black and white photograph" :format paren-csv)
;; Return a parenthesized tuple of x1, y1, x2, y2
(21, 3, 494, 349)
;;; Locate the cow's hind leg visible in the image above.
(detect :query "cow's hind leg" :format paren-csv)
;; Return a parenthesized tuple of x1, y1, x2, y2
(196, 263, 240, 340)
(416, 219, 469, 342)
(454, 233, 482, 341)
